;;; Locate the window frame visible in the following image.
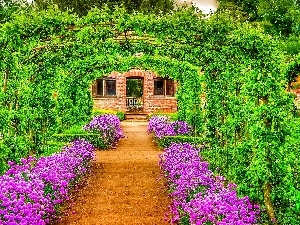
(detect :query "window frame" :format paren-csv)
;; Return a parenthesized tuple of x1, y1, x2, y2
(153, 78, 165, 96)
(153, 78, 175, 97)
(95, 78, 117, 98)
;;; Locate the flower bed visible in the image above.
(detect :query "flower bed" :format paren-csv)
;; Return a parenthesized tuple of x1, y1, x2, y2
(148, 117, 261, 224)
(83, 114, 124, 149)
(159, 142, 260, 225)
(148, 115, 192, 139)
(0, 139, 95, 225)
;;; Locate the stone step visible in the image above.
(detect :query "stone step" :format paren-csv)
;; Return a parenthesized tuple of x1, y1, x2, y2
(125, 114, 148, 121)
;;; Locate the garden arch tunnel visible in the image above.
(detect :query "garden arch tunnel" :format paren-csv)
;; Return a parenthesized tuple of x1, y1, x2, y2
(87, 54, 203, 125)
(2, 7, 300, 223)
(1, 7, 205, 131)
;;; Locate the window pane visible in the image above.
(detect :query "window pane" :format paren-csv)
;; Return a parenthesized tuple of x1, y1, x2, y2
(105, 80, 116, 96)
(97, 80, 103, 96)
(166, 80, 175, 96)
(154, 79, 164, 95)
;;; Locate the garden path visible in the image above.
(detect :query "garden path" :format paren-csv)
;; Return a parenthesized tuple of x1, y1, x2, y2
(55, 121, 170, 225)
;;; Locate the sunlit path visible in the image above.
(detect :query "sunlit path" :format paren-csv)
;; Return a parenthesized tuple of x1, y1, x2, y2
(55, 121, 170, 225)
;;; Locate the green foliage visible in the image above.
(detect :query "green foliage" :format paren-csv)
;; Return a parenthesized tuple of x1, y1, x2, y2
(280, 35, 300, 55)
(0, 5, 299, 223)
(148, 112, 178, 121)
(52, 134, 106, 149)
(0, 0, 29, 23)
(62, 123, 87, 135)
(198, 17, 299, 223)
(217, 0, 258, 21)
(0, 142, 10, 175)
(33, 0, 175, 16)
(156, 136, 204, 149)
(258, 0, 300, 36)
(275, 118, 300, 222)
(38, 141, 65, 157)
(219, 0, 300, 36)
(53, 123, 107, 149)
(116, 111, 126, 121)
(92, 109, 125, 121)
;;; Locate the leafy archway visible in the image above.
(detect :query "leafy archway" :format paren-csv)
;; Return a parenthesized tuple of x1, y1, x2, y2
(1, 5, 300, 224)
(0, 6, 204, 164)
(88, 55, 202, 123)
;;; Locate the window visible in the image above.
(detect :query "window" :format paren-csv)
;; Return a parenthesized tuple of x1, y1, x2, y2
(154, 79, 164, 95)
(94, 78, 116, 97)
(166, 79, 175, 96)
(153, 79, 175, 97)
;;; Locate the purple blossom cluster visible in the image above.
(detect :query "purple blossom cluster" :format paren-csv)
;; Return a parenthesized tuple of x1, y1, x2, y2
(83, 114, 124, 147)
(159, 142, 260, 225)
(0, 139, 95, 225)
(148, 116, 192, 139)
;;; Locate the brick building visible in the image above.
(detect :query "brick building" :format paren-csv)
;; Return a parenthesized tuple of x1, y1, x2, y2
(91, 69, 178, 114)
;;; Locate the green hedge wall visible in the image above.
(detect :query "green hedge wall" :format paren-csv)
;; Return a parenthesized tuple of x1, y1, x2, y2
(52, 134, 106, 149)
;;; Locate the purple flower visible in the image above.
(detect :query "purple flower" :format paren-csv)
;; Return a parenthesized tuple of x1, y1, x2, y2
(159, 142, 260, 225)
(83, 115, 124, 148)
(148, 116, 192, 139)
(0, 139, 95, 225)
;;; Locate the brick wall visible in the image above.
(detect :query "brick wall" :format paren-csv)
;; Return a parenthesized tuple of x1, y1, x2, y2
(92, 69, 178, 114)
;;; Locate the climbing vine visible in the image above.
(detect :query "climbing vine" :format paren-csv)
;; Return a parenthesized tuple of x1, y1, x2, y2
(0, 5, 299, 224)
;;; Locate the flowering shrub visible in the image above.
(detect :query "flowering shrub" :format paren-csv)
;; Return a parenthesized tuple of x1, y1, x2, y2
(159, 142, 260, 225)
(83, 114, 124, 148)
(148, 115, 192, 139)
(0, 139, 95, 225)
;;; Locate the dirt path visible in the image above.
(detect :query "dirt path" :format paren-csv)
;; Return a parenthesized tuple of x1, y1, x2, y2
(56, 121, 170, 225)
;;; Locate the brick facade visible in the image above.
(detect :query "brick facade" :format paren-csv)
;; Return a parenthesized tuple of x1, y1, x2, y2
(91, 69, 178, 114)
